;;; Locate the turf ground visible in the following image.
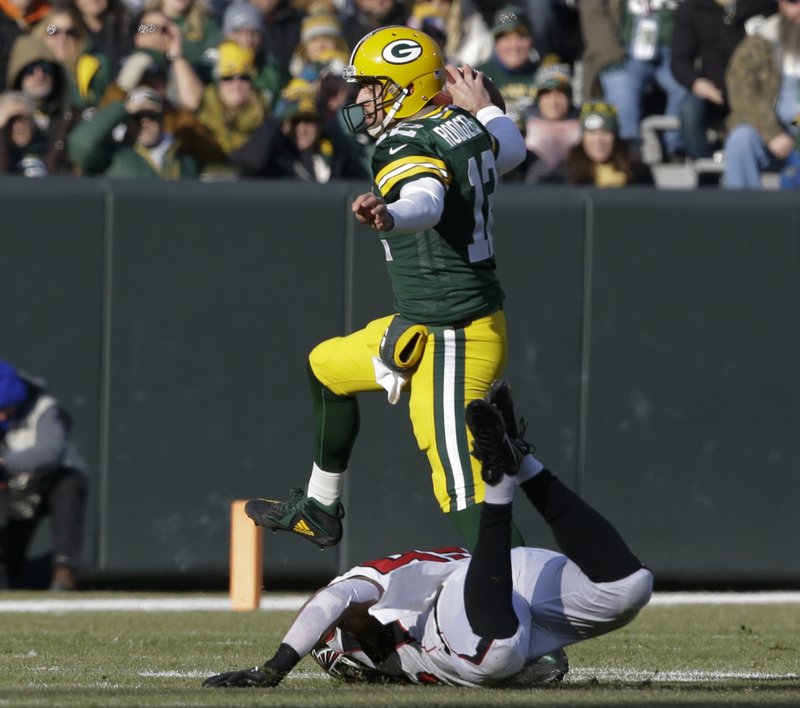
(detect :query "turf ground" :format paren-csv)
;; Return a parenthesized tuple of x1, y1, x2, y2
(1, 592, 799, 707)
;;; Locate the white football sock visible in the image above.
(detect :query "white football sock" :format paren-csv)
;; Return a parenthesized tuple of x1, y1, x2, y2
(483, 473, 516, 505)
(517, 453, 544, 484)
(307, 464, 343, 507)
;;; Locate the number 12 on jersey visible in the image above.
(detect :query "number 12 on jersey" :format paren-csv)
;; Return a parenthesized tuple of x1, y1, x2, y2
(467, 150, 497, 263)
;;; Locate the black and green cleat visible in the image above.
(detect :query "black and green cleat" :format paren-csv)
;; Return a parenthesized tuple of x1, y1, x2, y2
(245, 487, 344, 549)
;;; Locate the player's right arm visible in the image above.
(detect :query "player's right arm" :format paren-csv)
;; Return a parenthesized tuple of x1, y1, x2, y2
(203, 576, 382, 688)
(445, 64, 526, 176)
(476, 105, 526, 176)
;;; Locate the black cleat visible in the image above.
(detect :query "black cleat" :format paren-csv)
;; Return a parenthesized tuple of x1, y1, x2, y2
(245, 488, 345, 549)
(486, 378, 535, 456)
(465, 398, 521, 485)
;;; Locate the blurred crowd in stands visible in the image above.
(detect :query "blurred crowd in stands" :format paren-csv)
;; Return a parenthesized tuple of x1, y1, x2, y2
(2, 0, 798, 188)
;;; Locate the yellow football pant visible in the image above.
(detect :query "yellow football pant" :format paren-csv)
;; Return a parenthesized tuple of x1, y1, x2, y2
(308, 310, 507, 513)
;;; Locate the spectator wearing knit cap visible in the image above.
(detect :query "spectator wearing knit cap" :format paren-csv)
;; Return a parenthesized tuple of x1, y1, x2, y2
(518, 62, 580, 183)
(289, 11, 349, 82)
(477, 5, 540, 127)
(0, 359, 88, 591)
(222, 0, 287, 108)
(563, 100, 653, 187)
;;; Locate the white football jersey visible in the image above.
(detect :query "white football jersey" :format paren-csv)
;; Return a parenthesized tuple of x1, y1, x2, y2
(334, 546, 653, 687)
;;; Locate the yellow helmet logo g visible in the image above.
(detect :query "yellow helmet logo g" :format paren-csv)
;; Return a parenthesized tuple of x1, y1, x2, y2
(382, 39, 424, 64)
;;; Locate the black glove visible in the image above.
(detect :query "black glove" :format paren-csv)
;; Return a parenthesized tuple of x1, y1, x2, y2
(202, 665, 283, 688)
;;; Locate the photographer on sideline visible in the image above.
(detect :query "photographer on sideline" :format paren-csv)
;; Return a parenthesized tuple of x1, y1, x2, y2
(0, 359, 88, 591)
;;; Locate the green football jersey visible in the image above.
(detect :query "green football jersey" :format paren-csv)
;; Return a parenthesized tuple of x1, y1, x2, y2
(371, 105, 505, 327)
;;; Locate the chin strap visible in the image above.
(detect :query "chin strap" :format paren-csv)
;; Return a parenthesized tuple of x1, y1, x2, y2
(368, 86, 410, 138)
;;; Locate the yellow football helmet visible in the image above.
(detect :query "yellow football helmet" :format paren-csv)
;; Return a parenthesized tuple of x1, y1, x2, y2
(342, 26, 445, 138)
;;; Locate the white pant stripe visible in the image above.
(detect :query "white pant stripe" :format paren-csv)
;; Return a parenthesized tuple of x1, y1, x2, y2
(442, 329, 467, 510)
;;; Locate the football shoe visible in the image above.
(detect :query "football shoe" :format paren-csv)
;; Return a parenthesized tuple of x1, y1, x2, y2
(245, 488, 344, 549)
(486, 378, 535, 456)
(465, 398, 522, 485)
(498, 648, 569, 687)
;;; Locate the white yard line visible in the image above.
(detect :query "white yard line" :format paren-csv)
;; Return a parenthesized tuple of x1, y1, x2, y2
(568, 668, 800, 682)
(0, 595, 308, 613)
(648, 591, 800, 606)
(137, 668, 800, 683)
(1, 590, 800, 613)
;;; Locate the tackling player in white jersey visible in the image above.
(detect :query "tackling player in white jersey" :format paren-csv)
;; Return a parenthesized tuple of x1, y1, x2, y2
(204, 379, 653, 689)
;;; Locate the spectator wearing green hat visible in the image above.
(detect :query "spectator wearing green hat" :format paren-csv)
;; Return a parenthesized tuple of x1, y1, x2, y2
(477, 6, 541, 128)
(519, 62, 580, 183)
(563, 100, 653, 187)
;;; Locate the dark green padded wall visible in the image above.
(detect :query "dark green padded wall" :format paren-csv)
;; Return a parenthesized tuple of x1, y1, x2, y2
(2, 180, 798, 586)
(582, 190, 800, 583)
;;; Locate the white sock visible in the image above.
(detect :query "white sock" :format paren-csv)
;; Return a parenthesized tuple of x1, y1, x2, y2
(517, 454, 545, 484)
(483, 473, 516, 505)
(306, 464, 343, 507)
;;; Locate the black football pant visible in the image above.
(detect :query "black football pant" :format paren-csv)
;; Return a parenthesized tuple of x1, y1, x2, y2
(464, 469, 644, 639)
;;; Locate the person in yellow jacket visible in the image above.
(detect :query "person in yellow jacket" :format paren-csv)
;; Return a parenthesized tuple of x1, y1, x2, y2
(197, 40, 265, 158)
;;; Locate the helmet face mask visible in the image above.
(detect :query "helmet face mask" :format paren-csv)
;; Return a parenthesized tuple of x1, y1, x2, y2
(341, 76, 406, 137)
(311, 628, 403, 684)
(342, 26, 445, 138)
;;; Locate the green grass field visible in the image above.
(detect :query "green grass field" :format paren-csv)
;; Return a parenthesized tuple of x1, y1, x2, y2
(2, 593, 799, 707)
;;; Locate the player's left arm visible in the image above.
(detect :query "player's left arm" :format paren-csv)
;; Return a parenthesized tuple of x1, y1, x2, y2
(203, 576, 382, 688)
(353, 178, 445, 233)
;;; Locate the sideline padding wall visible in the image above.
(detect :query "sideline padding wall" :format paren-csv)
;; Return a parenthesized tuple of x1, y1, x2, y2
(1, 178, 798, 586)
(102, 181, 350, 580)
(581, 190, 800, 584)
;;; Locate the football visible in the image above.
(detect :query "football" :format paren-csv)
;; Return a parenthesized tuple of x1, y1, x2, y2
(432, 66, 506, 112)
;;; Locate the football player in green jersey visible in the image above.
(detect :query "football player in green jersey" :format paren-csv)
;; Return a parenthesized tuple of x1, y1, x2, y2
(245, 25, 526, 550)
